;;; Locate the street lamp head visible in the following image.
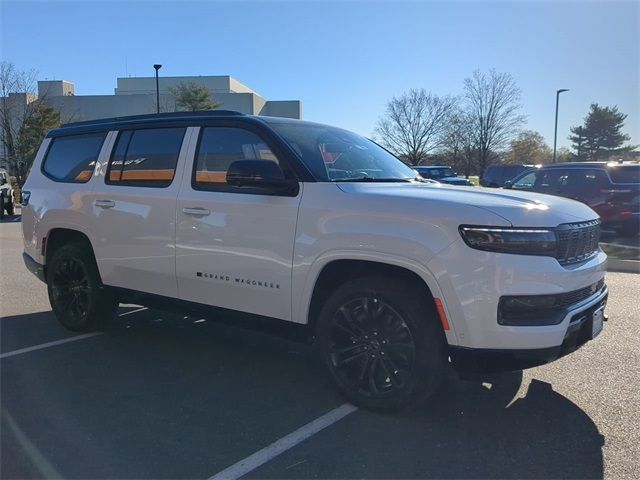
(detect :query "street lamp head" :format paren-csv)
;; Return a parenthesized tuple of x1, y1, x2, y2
(557, 88, 569, 94)
(153, 64, 162, 71)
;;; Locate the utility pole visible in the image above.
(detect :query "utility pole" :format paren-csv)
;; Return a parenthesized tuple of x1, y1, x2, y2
(153, 64, 162, 114)
(553, 89, 569, 163)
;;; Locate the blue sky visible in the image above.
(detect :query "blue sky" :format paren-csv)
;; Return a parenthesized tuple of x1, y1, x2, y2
(1, 0, 638, 149)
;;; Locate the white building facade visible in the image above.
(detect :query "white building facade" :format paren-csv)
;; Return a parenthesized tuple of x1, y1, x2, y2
(1, 75, 301, 170)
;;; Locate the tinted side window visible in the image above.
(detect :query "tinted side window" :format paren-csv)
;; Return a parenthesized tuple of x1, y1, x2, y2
(193, 127, 280, 189)
(107, 128, 186, 187)
(539, 169, 606, 191)
(608, 165, 640, 184)
(42, 133, 107, 183)
(512, 171, 538, 190)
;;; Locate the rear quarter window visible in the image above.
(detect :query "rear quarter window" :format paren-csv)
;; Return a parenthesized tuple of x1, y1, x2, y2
(42, 133, 107, 183)
(607, 165, 640, 184)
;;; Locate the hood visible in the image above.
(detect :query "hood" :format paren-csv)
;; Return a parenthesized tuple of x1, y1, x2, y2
(336, 182, 599, 227)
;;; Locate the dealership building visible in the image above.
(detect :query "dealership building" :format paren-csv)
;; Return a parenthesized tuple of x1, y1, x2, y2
(0, 75, 302, 170)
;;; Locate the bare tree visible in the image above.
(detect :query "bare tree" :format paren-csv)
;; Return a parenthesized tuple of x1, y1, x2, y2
(375, 89, 457, 165)
(463, 69, 525, 173)
(0, 62, 60, 184)
(1, 63, 37, 169)
(438, 107, 478, 177)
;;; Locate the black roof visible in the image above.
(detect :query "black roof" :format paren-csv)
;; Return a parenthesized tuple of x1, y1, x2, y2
(49, 110, 258, 137)
(539, 161, 639, 168)
(61, 109, 245, 128)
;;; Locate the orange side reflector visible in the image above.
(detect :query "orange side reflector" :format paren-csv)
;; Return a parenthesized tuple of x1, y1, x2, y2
(434, 298, 450, 331)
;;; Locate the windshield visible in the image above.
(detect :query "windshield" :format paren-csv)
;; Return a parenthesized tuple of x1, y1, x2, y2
(417, 167, 455, 179)
(270, 123, 417, 182)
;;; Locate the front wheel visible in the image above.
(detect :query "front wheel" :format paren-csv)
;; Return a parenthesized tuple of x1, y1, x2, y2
(5, 203, 14, 216)
(316, 276, 448, 412)
(47, 242, 118, 331)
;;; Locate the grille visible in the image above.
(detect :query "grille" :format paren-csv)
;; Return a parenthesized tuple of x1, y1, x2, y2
(555, 220, 601, 266)
(557, 278, 605, 309)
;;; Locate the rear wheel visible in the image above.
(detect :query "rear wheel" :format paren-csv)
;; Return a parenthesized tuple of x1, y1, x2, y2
(316, 276, 447, 412)
(47, 242, 118, 331)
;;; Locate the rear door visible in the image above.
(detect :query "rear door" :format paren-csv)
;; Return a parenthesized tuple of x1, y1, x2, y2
(175, 125, 302, 321)
(89, 126, 192, 297)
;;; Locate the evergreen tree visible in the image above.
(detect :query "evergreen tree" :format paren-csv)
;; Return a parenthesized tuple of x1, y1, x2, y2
(15, 104, 60, 184)
(169, 82, 220, 111)
(569, 104, 633, 160)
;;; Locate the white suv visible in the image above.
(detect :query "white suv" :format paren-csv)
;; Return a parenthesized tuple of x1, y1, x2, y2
(21, 111, 608, 411)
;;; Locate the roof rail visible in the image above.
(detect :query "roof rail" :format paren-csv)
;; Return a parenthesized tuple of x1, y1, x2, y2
(61, 110, 245, 128)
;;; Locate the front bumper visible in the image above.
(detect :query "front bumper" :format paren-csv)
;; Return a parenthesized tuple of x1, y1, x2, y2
(23, 252, 46, 283)
(450, 288, 608, 373)
(427, 237, 608, 350)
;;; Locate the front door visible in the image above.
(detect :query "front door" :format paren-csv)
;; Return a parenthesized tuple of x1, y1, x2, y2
(176, 126, 302, 321)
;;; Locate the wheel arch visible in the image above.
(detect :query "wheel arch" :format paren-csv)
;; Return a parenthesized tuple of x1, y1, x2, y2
(302, 254, 457, 344)
(44, 227, 103, 283)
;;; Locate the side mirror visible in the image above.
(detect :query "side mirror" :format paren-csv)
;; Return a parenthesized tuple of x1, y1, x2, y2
(503, 180, 513, 189)
(226, 160, 298, 195)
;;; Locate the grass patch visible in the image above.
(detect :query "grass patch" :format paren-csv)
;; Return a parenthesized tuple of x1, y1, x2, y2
(600, 243, 640, 261)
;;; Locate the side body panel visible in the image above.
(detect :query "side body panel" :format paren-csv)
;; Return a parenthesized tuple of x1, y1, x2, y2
(175, 127, 302, 321)
(86, 128, 195, 298)
(21, 136, 110, 265)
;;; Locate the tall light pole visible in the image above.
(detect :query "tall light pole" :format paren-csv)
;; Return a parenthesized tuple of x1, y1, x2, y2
(153, 64, 162, 114)
(553, 88, 569, 163)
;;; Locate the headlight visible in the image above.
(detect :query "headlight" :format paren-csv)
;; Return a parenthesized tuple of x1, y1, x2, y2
(459, 226, 557, 256)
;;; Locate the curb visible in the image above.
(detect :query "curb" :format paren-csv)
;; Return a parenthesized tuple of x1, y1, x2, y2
(607, 259, 640, 274)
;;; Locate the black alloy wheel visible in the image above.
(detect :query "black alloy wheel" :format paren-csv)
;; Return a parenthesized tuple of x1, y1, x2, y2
(47, 242, 118, 331)
(327, 296, 416, 398)
(317, 275, 447, 411)
(50, 256, 91, 328)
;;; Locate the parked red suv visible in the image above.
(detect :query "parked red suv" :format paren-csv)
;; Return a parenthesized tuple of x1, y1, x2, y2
(506, 162, 640, 236)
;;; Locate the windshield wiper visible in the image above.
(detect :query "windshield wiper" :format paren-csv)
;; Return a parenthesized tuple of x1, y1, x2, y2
(333, 177, 412, 183)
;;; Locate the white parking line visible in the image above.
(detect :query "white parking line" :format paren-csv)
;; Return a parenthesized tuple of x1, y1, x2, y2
(0, 307, 148, 359)
(209, 403, 358, 480)
(0, 332, 103, 359)
(118, 306, 148, 316)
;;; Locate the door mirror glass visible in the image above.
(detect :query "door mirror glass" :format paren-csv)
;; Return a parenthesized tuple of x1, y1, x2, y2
(226, 160, 297, 193)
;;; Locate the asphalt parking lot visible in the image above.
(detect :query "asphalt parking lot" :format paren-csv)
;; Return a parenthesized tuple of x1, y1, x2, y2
(1, 218, 639, 479)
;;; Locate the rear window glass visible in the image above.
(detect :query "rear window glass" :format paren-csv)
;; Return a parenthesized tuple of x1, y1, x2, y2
(485, 165, 528, 183)
(417, 167, 455, 178)
(607, 165, 640, 183)
(42, 133, 107, 183)
(107, 128, 186, 187)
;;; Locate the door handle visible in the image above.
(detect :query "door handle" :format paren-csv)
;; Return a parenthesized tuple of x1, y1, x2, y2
(94, 199, 115, 208)
(182, 207, 211, 216)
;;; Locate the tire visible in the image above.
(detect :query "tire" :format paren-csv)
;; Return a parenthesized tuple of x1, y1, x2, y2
(46, 242, 118, 331)
(316, 275, 448, 412)
(5, 203, 13, 216)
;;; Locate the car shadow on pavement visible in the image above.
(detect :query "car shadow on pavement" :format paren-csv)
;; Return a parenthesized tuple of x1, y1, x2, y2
(370, 373, 603, 479)
(1, 307, 604, 479)
(252, 370, 605, 479)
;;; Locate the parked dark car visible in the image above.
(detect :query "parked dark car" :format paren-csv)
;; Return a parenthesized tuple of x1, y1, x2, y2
(480, 164, 534, 187)
(414, 166, 474, 186)
(505, 162, 640, 236)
